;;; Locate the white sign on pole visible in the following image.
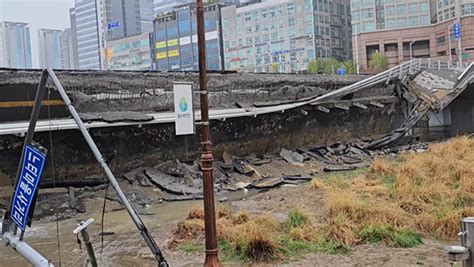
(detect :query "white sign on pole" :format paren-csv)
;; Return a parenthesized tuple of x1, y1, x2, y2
(173, 82, 195, 135)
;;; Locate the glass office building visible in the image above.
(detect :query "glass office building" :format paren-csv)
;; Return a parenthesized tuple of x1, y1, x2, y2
(221, 0, 352, 73)
(152, 3, 224, 71)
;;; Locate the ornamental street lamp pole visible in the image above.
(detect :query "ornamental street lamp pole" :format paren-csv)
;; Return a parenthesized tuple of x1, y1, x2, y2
(196, 0, 221, 266)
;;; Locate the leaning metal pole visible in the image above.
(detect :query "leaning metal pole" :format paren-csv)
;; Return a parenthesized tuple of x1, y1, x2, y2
(46, 69, 168, 267)
(1, 214, 54, 266)
(196, 0, 221, 266)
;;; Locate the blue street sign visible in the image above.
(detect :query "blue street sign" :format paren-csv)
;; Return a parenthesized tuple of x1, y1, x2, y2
(107, 21, 120, 30)
(10, 145, 46, 230)
(454, 23, 460, 39)
(336, 68, 346, 75)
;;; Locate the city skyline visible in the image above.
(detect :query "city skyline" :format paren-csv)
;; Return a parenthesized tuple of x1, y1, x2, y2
(0, 0, 74, 68)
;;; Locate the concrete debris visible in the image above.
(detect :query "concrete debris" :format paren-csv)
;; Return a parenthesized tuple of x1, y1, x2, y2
(143, 167, 201, 195)
(219, 197, 229, 203)
(323, 165, 357, 172)
(234, 182, 250, 190)
(162, 195, 204, 202)
(250, 177, 285, 189)
(308, 142, 370, 168)
(222, 151, 233, 165)
(233, 161, 259, 176)
(79, 111, 153, 123)
(248, 158, 272, 166)
(136, 172, 153, 187)
(68, 188, 86, 213)
(280, 148, 304, 165)
(282, 175, 312, 181)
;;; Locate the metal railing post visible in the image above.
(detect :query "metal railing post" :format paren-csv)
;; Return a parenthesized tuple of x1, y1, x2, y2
(461, 217, 474, 267)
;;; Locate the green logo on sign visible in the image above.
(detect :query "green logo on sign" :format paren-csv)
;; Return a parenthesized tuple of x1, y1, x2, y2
(179, 97, 188, 112)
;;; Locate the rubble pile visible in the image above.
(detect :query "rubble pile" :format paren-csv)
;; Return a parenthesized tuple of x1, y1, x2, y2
(0, 139, 429, 222)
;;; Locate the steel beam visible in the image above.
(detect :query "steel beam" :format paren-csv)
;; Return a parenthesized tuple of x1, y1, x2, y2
(353, 102, 368, 109)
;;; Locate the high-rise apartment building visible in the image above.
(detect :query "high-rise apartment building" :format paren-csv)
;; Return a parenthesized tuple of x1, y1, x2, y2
(69, 8, 80, 69)
(221, 0, 352, 73)
(0, 21, 32, 69)
(60, 28, 76, 69)
(152, 3, 224, 71)
(351, 0, 474, 70)
(38, 29, 62, 69)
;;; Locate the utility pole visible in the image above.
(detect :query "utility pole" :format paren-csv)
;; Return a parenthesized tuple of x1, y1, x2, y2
(456, 0, 463, 66)
(195, 0, 221, 266)
(354, 22, 360, 74)
(448, 24, 453, 62)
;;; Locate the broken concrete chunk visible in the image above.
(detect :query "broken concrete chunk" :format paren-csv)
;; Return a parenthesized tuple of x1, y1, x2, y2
(79, 113, 103, 122)
(101, 111, 154, 123)
(222, 151, 233, 165)
(250, 177, 285, 189)
(144, 167, 201, 195)
(163, 194, 204, 202)
(340, 155, 363, 165)
(248, 158, 272, 166)
(283, 175, 312, 181)
(280, 148, 304, 164)
(323, 165, 357, 172)
(136, 173, 153, 187)
(233, 161, 258, 176)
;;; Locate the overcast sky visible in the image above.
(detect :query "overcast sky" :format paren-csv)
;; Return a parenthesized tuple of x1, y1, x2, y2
(0, 0, 74, 68)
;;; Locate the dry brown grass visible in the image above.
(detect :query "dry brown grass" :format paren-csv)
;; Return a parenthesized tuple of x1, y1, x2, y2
(172, 208, 315, 262)
(370, 158, 395, 178)
(289, 223, 316, 242)
(173, 219, 204, 240)
(243, 221, 277, 262)
(309, 178, 326, 190)
(217, 205, 231, 219)
(187, 206, 204, 220)
(324, 188, 408, 229)
(324, 213, 357, 246)
(233, 211, 250, 225)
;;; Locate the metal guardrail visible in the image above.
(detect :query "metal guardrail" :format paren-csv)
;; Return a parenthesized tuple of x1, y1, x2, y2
(0, 59, 469, 136)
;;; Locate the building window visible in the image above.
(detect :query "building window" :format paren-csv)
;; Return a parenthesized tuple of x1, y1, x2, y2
(420, 15, 429, 25)
(386, 18, 396, 29)
(437, 36, 446, 44)
(397, 4, 406, 16)
(463, 3, 474, 14)
(397, 18, 407, 28)
(386, 6, 395, 16)
(408, 16, 418, 27)
(419, 2, 428, 13)
(408, 3, 417, 13)
(288, 18, 295, 26)
(287, 3, 295, 15)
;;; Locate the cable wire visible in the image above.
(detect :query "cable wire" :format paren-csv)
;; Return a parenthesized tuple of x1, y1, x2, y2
(48, 87, 62, 266)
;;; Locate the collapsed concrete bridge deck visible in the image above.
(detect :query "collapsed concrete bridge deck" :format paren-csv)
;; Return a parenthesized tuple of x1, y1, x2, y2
(0, 59, 473, 185)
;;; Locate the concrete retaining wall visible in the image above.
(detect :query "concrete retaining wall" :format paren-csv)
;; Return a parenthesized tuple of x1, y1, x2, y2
(0, 103, 404, 183)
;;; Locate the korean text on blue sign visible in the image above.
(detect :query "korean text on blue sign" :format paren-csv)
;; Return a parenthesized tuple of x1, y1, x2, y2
(10, 145, 46, 230)
(454, 23, 460, 39)
(107, 21, 120, 30)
